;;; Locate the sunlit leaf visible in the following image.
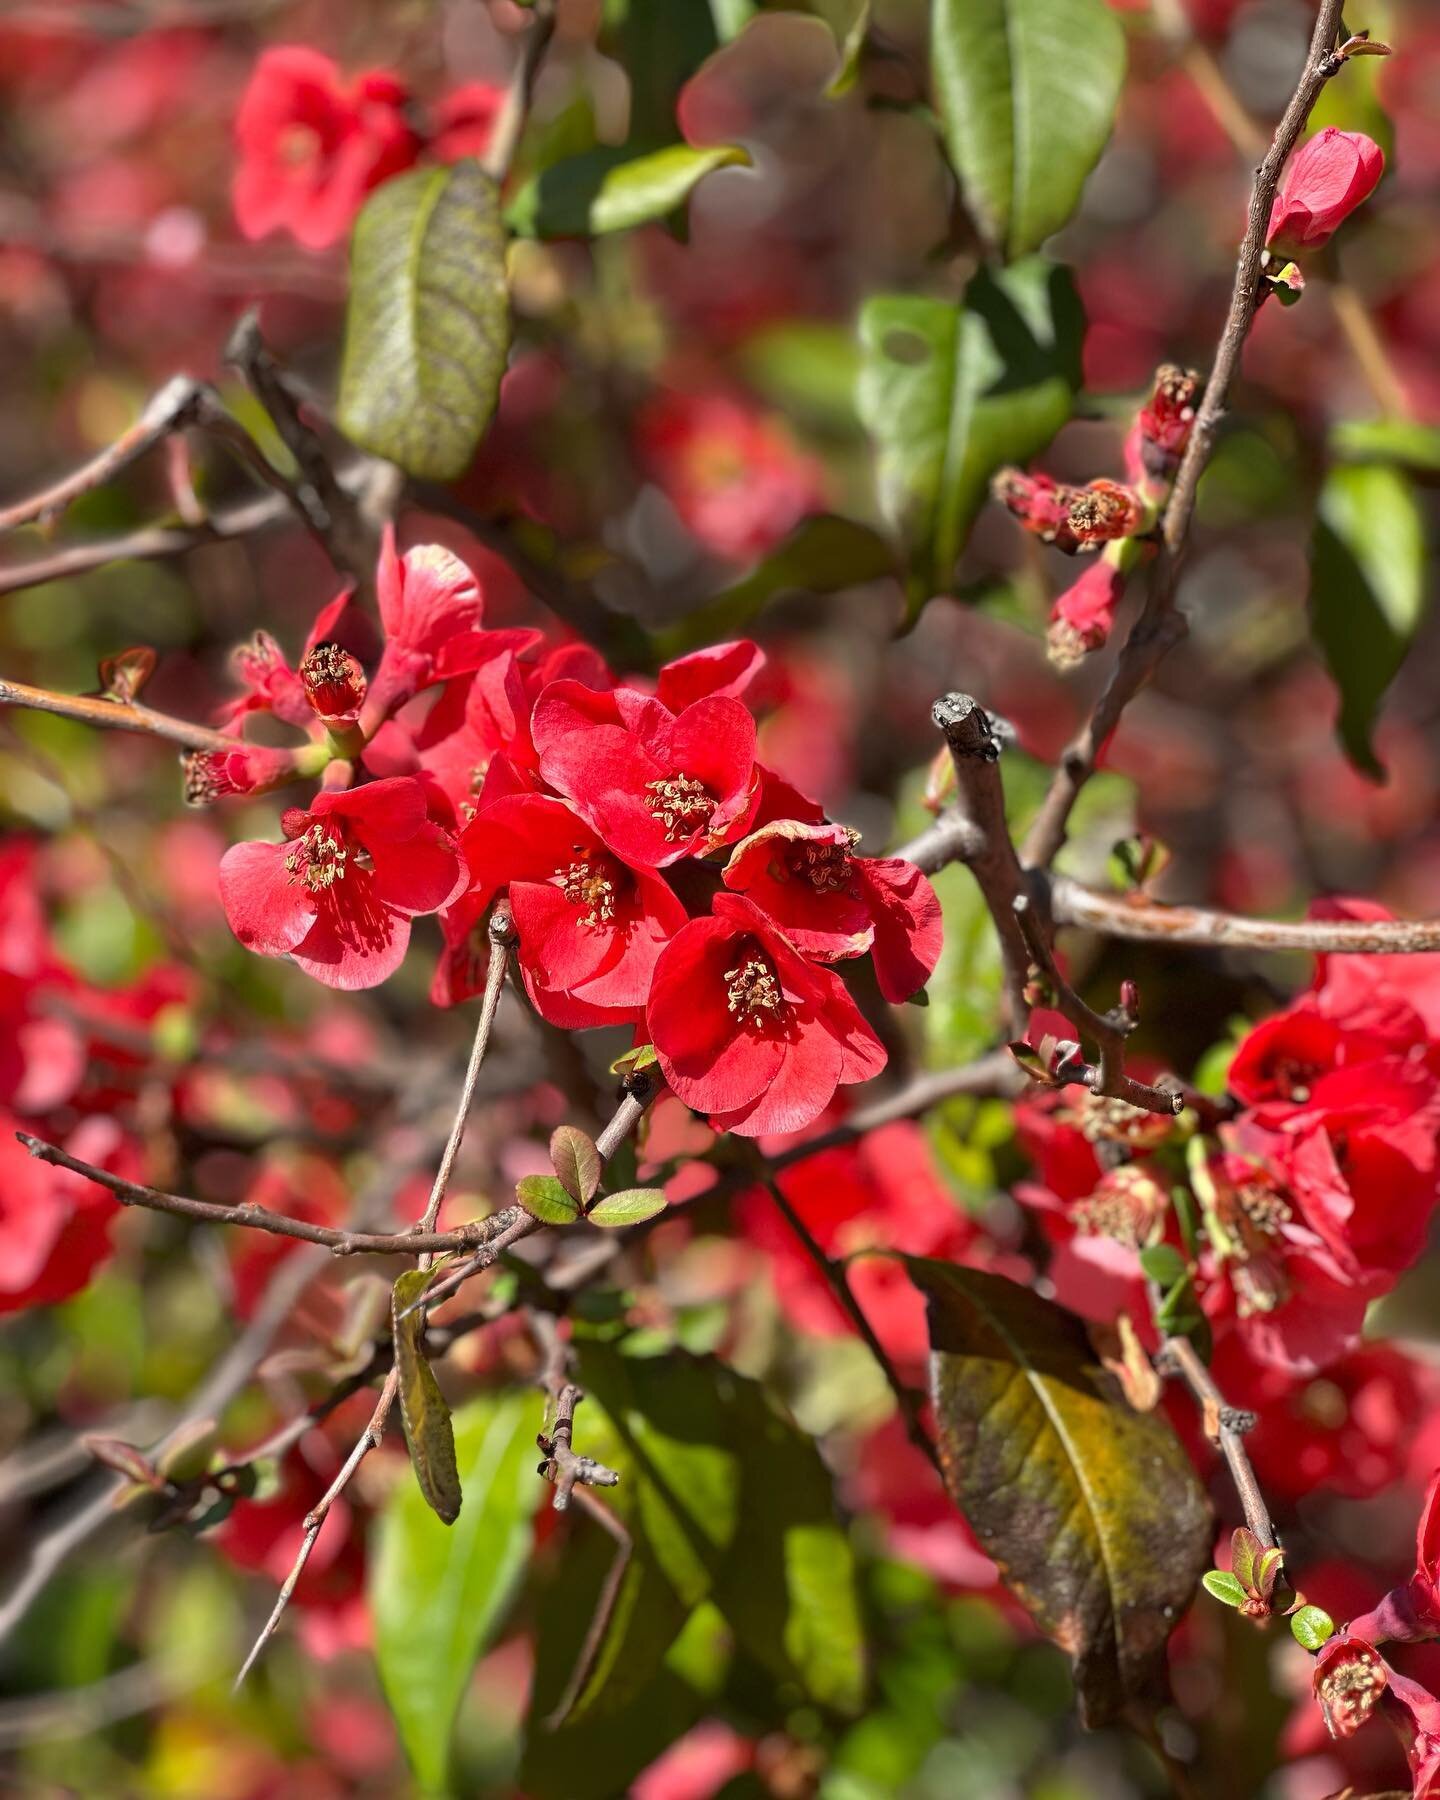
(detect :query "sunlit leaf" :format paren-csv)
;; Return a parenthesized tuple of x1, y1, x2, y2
(857, 260, 1082, 611)
(909, 1259, 1212, 1725)
(588, 1188, 668, 1227)
(372, 1392, 541, 1791)
(551, 1125, 603, 1203)
(1310, 461, 1426, 778)
(338, 160, 509, 481)
(506, 143, 750, 239)
(931, 0, 1125, 259)
(517, 1173, 583, 1225)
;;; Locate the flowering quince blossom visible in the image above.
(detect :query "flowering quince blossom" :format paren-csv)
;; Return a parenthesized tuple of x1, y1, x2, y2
(232, 47, 420, 250)
(1348, 1467, 1440, 1647)
(436, 792, 687, 1025)
(1045, 556, 1129, 668)
(219, 777, 462, 990)
(1267, 126, 1386, 258)
(721, 818, 941, 1003)
(531, 682, 761, 867)
(646, 893, 886, 1136)
(0, 1115, 134, 1313)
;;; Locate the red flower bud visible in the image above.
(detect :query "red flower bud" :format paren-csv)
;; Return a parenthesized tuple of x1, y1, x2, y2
(299, 641, 368, 724)
(1126, 364, 1200, 488)
(1267, 127, 1384, 257)
(1066, 479, 1142, 548)
(1046, 559, 1126, 668)
(991, 468, 1084, 552)
(182, 744, 308, 806)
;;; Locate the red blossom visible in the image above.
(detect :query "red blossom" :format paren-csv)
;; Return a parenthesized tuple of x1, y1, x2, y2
(219, 777, 461, 990)
(1314, 1631, 1389, 1739)
(532, 683, 760, 868)
(436, 793, 687, 1024)
(232, 47, 420, 250)
(0, 1115, 132, 1313)
(1349, 1467, 1440, 1647)
(722, 818, 941, 1002)
(1046, 558, 1127, 668)
(1124, 362, 1201, 488)
(646, 893, 886, 1136)
(1267, 127, 1385, 257)
(182, 742, 316, 806)
(427, 81, 505, 162)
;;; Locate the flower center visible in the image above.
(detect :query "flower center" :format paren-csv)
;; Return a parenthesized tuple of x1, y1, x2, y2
(785, 834, 857, 893)
(278, 123, 322, 168)
(557, 853, 618, 928)
(724, 955, 783, 1025)
(1071, 1168, 1167, 1249)
(645, 772, 714, 841)
(284, 823, 349, 893)
(1213, 1177, 1294, 1316)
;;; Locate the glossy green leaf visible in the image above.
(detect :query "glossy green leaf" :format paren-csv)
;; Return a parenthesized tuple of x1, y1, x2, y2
(1291, 1604, 1337, 1650)
(857, 260, 1082, 610)
(372, 1392, 540, 1792)
(391, 1269, 462, 1525)
(588, 1188, 668, 1227)
(910, 1259, 1212, 1726)
(550, 1125, 602, 1203)
(338, 160, 509, 481)
(1138, 1244, 1186, 1287)
(1333, 416, 1440, 473)
(609, 1042, 660, 1077)
(516, 1173, 583, 1226)
(507, 143, 750, 239)
(579, 1345, 865, 1711)
(931, 0, 1125, 259)
(650, 513, 896, 658)
(1201, 1570, 1248, 1608)
(1310, 462, 1427, 778)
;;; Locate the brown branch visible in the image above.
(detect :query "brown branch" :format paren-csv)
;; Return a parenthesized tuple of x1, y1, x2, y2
(753, 1166, 941, 1477)
(1050, 876, 1440, 955)
(545, 1488, 633, 1728)
(1159, 1335, 1275, 1549)
(928, 693, 1034, 1017)
(482, 0, 559, 182)
(1012, 894, 1183, 1119)
(0, 675, 238, 756)
(1020, 0, 1352, 871)
(15, 1132, 512, 1258)
(530, 1311, 620, 1512)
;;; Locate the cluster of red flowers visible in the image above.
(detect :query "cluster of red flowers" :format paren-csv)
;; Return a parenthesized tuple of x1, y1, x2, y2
(233, 46, 503, 248)
(196, 533, 939, 1137)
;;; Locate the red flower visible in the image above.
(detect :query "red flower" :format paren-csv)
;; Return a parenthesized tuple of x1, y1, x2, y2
(533, 683, 760, 868)
(1267, 127, 1385, 257)
(1314, 1632, 1389, 1739)
(634, 391, 825, 563)
(646, 893, 886, 1136)
(217, 587, 359, 733)
(182, 742, 319, 806)
(427, 82, 505, 162)
(436, 793, 687, 1024)
(219, 777, 461, 990)
(722, 818, 941, 1002)
(0, 1116, 130, 1313)
(1124, 363, 1200, 488)
(232, 47, 420, 250)
(1349, 1467, 1440, 1647)
(1046, 558, 1127, 668)
(363, 532, 540, 726)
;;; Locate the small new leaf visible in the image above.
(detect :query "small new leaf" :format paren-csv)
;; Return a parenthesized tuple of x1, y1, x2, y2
(1201, 1570, 1248, 1609)
(1290, 1605, 1337, 1651)
(610, 1043, 661, 1078)
(392, 1268, 462, 1525)
(550, 1126, 602, 1204)
(1138, 1244, 1186, 1288)
(587, 1188, 668, 1228)
(516, 1175, 581, 1227)
(97, 646, 156, 703)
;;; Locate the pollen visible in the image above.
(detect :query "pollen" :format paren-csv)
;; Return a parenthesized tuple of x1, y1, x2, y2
(785, 832, 858, 894)
(645, 772, 714, 841)
(284, 824, 349, 893)
(724, 956, 784, 1023)
(558, 856, 618, 928)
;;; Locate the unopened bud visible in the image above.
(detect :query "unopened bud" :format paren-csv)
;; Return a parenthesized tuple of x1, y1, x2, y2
(299, 641, 367, 724)
(182, 743, 310, 806)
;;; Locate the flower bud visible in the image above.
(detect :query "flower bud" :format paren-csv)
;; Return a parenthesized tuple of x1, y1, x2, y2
(1047, 559, 1126, 668)
(299, 641, 367, 724)
(991, 467, 1084, 552)
(182, 743, 314, 806)
(1066, 479, 1143, 548)
(1266, 127, 1384, 258)
(1126, 364, 1200, 488)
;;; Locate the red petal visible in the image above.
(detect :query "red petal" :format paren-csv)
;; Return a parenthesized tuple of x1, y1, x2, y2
(318, 775, 427, 843)
(290, 878, 410, 990)
(710, 1021, 843, 1137)
(369, 822, 462, 916)
(219, 841, 314, 956)
(657, 640, 765, 712)
(860, 857, 943, 1003)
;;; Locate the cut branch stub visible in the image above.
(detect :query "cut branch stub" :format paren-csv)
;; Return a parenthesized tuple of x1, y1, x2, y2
(909, 1257, 1212, 1725)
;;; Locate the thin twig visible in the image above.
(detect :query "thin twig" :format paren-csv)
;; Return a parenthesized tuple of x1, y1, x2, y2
(0, 677, 238, 755)
(753, 1167, 941, 1477)
(530, 1312, 620, 1512)
(545, 1488, 633, 1728)
(1159, 1335, 1274, 1549)
(1021, 0, 1351, 871)
(1050, 876, 1440, 955)
(482, 0, 559, 181)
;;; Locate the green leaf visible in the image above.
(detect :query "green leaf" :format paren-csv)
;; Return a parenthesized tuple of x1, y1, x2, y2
(507, 143, 750, 239)
(825, 0, 871, 96)
(372, 1392, 540, 1792)
(857, 260, 1082, 610)
(579, 1345, 865, 1710)
(909, 1259, 1213, 1726)
(601, 0, 720, 144)
(1201, 1570, 1248, 1609)
(516, 1173, 582, 1226)
(649, 513, 896, 659)
(1290, 1604, 1337, 1651)
(931, 0, 1126, 259)
(588, 1188, 669, 1227)
(550, 1125, 602, 1203)
(609, 1042, 660, 1078)
(391, 1270, 462, 1525)
(1310, 462, 1427, 778)
(1333, 416, 1440, 473)
(1138, 1244, 1186, 1287)
(338, 159, 509, 481)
